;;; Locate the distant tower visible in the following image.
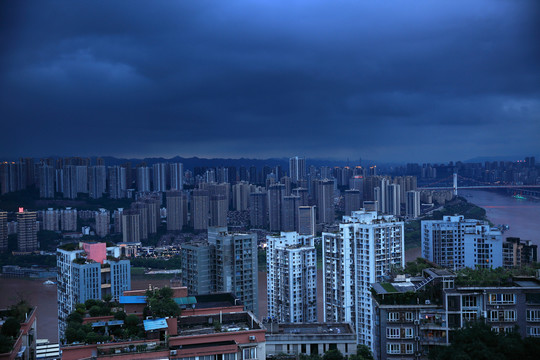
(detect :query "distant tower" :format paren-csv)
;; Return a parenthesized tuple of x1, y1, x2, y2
(298, 206, 316, 236)
(0, 211, 7, 252)
(289, 156, 306, 184)
(249, 192, 267, 228)
(453, 173, 458, 196)
(17, 208, 38, 252)
(169, 163, 184, 190)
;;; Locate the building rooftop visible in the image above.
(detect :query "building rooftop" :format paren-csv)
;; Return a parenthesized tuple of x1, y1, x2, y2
(266, 323, 354, 335)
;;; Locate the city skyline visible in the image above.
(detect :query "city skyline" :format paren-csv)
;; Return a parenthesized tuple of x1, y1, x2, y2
(1, 1, 539, 162)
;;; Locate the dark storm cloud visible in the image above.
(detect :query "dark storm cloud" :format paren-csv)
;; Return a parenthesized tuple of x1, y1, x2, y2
(1, 0, 539, 162)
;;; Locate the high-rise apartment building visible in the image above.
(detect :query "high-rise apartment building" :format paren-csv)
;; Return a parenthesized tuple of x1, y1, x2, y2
(130, 202, 149, 240)
(137, 166, 151, 192)
(88, 165, 106, 199)
(17, 208, 38, 252)
(267, 232, 317, 323)
(298, 205, 316, 236)
(169, 162, 184, 190)
(108, 166, 127, 199)
(208, 227, 258, 316)
(121, 209, 141, 242)
(60, 208, 77, 231)
(56, 242, 131, 342)
(281, 195, 300, 232)
(0, 211, 7, 252)
(386, 183, 401, 216)
(232, 181, 252, 211)
(289, 156, 306, 184)
(268, 184, 286, 231)
(323, 210, 404, 349)
(193, 189, 210, 231)
(182, 228, 258, 315)
(95, 209, 110, 238)
(421, 215, 503, 270)
(406, 190, 421, 219)
(209, 195, 228, 227)
(43, 208, 60, 231)
(39, 165, 55, 198)
(167, 190, 186, 231)
(249, 192, 267, 228)
(317, 179, 335, 224)
(152, 163, 167, 192)
(344, 189, 362, 216)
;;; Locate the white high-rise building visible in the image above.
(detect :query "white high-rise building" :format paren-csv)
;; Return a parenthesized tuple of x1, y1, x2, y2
(267, 232, 317, 323)
(289, 156, 306, 184)
(43, 208, 60, 231)
(60, 208, 77, 231)
(152, 163, 167, 192)
(169, 163, 184, 190)
(406, 190, 421, 219)
(421, 215, 503, 270)
(95, 209, 110, 238)
(323, 210, 404, 349)
(137, 166, 151, 192)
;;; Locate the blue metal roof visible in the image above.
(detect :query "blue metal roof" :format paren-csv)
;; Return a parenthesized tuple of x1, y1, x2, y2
(143, 318, 168, 331)
(119, 295, 147, 304)
(108, 320, 124, 326)
(91, 321, 107, 327)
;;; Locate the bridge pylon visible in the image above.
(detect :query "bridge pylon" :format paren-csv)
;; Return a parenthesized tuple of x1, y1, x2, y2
(453, 173, 458, 196)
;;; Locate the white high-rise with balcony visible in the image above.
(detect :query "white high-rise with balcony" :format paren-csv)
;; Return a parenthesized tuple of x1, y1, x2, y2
(267, 232, 317, 323)
(323, 210, 404, 349)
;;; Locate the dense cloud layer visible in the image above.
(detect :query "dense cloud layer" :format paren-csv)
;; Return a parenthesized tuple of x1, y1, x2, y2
(1, 0, 539, 162)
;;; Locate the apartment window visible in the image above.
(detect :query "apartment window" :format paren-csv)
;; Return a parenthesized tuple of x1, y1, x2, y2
(243, 347, 257, 360)
(462, 311, 477, 322)
(405, 312, 414, 322)
(388, 312, 399, 322)
(504, 310, 516, 322)
(527, 327, 540, 337)
(404, 343, 414, 354)
(404, 327, 414, 338)
(488, 293, 515, 305)
(462, 295, 477, 308)
(386, 328, 400, 339)
(527, 310, 540, 322)
(223, 354, 236, 360)
(387, 343, 400, 354)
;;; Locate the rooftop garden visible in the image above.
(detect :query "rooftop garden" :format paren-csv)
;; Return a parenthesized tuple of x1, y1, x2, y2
(144, 287, 181, 319)
(455, 265, 540, 287)
(0, 300, 32, 353)
(63, 296, 142, 345)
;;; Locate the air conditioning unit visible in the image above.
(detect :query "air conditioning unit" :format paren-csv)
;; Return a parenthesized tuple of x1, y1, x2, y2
(249, 335, 256, 341)
(414, 320, 420, 325)
(415, 336, 421, 341)
(425, 300, 431, 305)
(170, 350, 177, 356)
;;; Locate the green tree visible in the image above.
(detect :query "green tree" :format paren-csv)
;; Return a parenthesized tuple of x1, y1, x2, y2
(0, 334, 14, 353)
(323, 349, 344, 360)
(114, 310, 127, 321)
(0, 318, 20, 338)
(88, 305, 102, 317)
(350, 345, 374, 360)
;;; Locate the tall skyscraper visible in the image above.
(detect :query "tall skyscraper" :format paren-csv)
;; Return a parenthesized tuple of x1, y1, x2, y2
(108, 166, 127, 199)
(180, 241, 212, 295)
(232, 181, 252, 211)
(88, 165, 106, 199)
(62, 165, 77, 199)
(60, 208, 77, 231)
(43, 208, 60, 231)
(344, 189, 362, 216)
(167, 191, 186, 231)
(209, 194, 228, 227)
(152, 163, 167, 192)
(17, 208, 38, 252)
(267, 232, 317, 323)
(121, 209, 141, 242)
(386, 183, 401, 216)
(39, 165, 55, 198)
(56, 243, 131, 342)
(75, 165, 88, 195)
(0, 211, 7, 252)
(169, 162, 184, 190)
(281, 195, 299, 231)
(292, 187, 309, 206)
(249, 192, 267, 228)
(323, 210, 404, 349)
(137, 166, 151, 192)
(268, 183, 285, 231)
(317, 179, 335, 224)
(297, 205, 316, 236)
(406, 190, 420, 219)
(289, 156, 306, 184)
(95, 209, 110, 238)
(208, 227, 258, 316)
(192, 189, 210, 231)
(130, 202, 149, 240)
(422, 215, 503, 270)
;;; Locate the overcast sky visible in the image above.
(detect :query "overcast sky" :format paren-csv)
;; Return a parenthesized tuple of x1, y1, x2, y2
(1, 0, 539, 163)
